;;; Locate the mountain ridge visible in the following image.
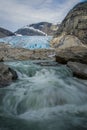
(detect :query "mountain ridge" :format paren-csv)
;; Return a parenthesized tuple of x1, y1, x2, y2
(51, 1, 87, 47)
(0, 27, 14, 38)
(15, 22, 59, 36)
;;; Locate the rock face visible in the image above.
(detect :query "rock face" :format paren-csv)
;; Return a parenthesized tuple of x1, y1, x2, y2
(51, 1, 87, 64)
(51, 1, 87, 47)
(67, 61, 87, 79)
(52, 34, 83, 49)
(0, 27, 14, 38)
(0, 63, 18, 87)
(50, 1, 87, 79)
(15, 22, 58, 36)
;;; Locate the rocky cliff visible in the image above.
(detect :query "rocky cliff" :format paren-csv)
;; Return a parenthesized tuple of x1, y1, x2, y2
(0, 27, 14, 38)
(51, 1, 87, 48)
(15, 22, 58, 36)
(51, 1, 87, 79)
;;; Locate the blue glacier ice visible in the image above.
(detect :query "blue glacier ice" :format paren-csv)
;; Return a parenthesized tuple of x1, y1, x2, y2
(0, 36, 52, 49)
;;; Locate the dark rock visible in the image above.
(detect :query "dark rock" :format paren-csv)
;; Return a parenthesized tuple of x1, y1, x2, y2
(35, 61, 58, 66)
(29, 22, 59, 36)
(67, 61, 87, 79)
(0, 57, 4, 62)
(8, 68, 18, 80)
(0, 63, 18, 87)
(15, 22, 59, 36)
(15, 28, 45, 36)
(0, 27, 14, 38)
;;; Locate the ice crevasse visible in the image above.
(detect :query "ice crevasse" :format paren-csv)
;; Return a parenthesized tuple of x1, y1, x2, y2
(0, 36, 52, 49)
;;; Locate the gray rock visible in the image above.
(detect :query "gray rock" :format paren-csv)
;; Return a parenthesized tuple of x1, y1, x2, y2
(55, 46, 87, 64)
(51, 1, 87, 47)
(67, 61, 87, 79)
(0, 27, 14, 38)
(0, 63, 18, 87)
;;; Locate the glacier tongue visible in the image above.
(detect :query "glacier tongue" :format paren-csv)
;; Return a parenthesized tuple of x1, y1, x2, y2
(0, 36, 52, 49)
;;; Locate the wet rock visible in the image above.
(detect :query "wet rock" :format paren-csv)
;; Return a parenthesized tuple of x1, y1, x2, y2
(0, 63, 18, 87)
(67, 61, 87, 79)
(35, 61, 58, 66)
(0, 57, 4, 62)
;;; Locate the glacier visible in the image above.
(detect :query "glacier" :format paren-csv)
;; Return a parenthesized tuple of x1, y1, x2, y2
(0, 36, 52, 49)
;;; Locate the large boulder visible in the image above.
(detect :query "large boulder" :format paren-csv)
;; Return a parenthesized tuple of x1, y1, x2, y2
(51, 34, 83, 49)
(67, 61, 87, 79)
(0, 63, 18, 87)
(55, 46, 87, 64)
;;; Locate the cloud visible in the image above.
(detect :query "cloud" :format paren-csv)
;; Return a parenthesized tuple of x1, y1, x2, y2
(0, 0, 81, 31)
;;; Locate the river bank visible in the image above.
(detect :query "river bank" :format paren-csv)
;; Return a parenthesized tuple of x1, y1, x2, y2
(0, 42, 55, 61)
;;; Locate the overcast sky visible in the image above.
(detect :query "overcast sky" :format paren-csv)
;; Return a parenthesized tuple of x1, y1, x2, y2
(0, 0, 86, 31)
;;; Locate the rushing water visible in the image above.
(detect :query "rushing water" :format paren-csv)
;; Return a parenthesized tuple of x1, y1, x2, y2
(0, 60, 87, 130)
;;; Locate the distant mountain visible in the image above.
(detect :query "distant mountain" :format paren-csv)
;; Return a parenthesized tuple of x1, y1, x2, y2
(0, 27, 14, 38)
(15, 22, 59, 36)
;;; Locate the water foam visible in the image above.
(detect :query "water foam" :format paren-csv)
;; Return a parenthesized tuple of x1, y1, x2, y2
(2, 61, 87, 119)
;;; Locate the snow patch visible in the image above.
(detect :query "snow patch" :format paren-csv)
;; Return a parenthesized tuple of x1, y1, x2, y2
(23, 26, 47, 36)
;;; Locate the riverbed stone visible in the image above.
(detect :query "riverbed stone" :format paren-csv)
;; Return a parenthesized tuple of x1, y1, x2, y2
(67, 61, 87, 79)
(0, 63, 18, 87)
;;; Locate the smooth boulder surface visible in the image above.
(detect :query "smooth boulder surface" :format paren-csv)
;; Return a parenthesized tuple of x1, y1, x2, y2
(51, 34, 83, 49)
(67, 61, 87, 79)
(56, 46, 87, 64)
(0, 63, 18, 87)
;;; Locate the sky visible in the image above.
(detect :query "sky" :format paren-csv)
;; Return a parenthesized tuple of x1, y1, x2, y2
(0, 0, 86, 31)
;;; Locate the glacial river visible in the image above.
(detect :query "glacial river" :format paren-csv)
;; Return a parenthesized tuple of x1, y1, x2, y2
(0, 60, 87, 130)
